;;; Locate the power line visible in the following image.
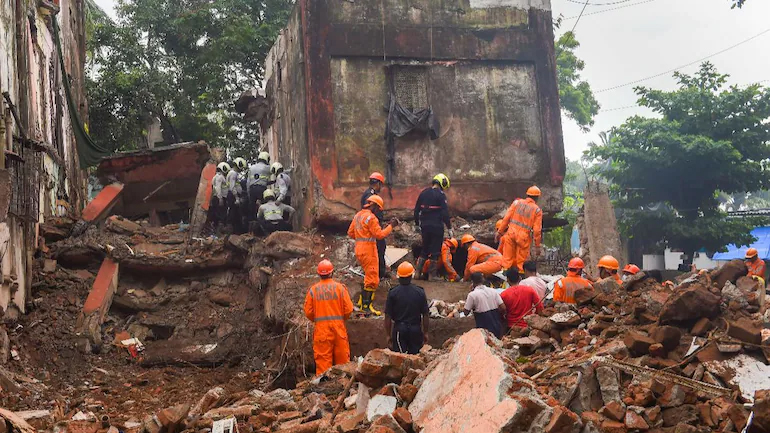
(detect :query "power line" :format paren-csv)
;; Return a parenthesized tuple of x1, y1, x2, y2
(570, 0, 591, 33)
(596, 28, 770, 93)
(563, 0, 657, 20)
(566, 0, 634, 6)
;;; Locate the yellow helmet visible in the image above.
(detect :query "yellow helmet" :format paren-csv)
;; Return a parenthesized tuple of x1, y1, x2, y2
(258, 152, 270, 163)
(234, 157, 248, 170)
(433, 173, 450, 190)
(263, 189, 276, 200)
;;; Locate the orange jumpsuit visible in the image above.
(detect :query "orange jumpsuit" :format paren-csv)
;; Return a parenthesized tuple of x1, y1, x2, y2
(498, 198, 542, 272)
(464, 241, 504, 281)
(747, 258, 766, 279)
(348, 208, 392, 290)
(553, 271, 593, 304)
(304, 279, 354, 376)
(422, 240, 459, 281)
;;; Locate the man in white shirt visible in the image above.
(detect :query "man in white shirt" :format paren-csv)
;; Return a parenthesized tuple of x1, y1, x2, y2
(520, 260, 547, 300)
(463, 272, 506, 338)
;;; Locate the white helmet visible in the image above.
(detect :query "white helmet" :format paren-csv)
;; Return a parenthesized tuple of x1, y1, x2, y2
(234, 157, 247, 170)
(263, 189, 276, 200)
(258, 151, 270, 164)
(217, 162, 231, 174)
(271, 162, 284, 175)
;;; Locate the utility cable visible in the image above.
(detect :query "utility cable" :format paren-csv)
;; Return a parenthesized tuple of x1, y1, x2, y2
(570, 0, 591, 33)
(563, 0, 657, 20)
(566, 0, 633, 6)
(596, 28, 770, 93)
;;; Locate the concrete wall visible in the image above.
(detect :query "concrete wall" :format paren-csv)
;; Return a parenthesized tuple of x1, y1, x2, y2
(0, 0, 86, 318)
(261, 0, 564, 228)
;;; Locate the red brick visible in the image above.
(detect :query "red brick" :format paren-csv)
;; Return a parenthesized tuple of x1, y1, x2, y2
(82, 258, 119, 318)
(397, 384, 418, 404)
(600, 401, 626, 422)
(600, 420, 627, 433)
(545, 406, 580, 433)
(624, 411, 649, 430)
(690, 317, 713, 336)
(623, 332, 655, 356)
(82, 183, 124, 222)
(391, 407, 412, 431)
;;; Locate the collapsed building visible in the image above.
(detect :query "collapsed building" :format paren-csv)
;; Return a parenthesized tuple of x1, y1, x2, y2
(237, 0, 566, 228)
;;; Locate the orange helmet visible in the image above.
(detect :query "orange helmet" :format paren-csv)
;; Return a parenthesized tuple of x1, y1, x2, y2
(460, 234, 476, 246)
(369, 172, 385, 184)
(623, 264, 640, 275)
(446, 238, 459, 251)
(366, 194, 384, 210)
(568, 257, 585, 270)
(526, 185, 541, 197)
(317, 259, 334, 276)
(746, 248, 759, 259)
(598, 255, 620, 271)
(397, 262, 415, 278)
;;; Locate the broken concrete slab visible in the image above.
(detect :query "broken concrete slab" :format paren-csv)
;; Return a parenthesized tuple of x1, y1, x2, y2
(356, 349, 425, 389)
(77, 258, 119, 348)
(366, 395, 397, 422)
(262, 231, 312, 260)
(703, 354, 770, 402)
(408, 329, 552, 433)
(82, 183, 124, 223)
(658, 281, 721, 325)
(710, 259, 747, 288)
(727, 318, 762, 345)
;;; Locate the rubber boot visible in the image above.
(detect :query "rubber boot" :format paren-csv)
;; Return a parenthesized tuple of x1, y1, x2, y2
(415, 257, 427, 280)
(427, 260, 439, 282)
(361, 289, 382, 316)
(356, 292, 363, 310)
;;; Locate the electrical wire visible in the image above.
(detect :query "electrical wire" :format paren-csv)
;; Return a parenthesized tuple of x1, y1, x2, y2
(563, 0, 657, 20)
(566, 0, 634, 6)
(570, 0, 591, 33)
(596, 28, 770, 93)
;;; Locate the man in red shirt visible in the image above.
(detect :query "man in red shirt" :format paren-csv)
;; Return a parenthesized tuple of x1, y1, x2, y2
(500, 268, 542, 331)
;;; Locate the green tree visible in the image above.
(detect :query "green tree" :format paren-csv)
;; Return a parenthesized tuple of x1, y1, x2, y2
(555, 31, 600, 132)
(587, 62, 770, 259)
(86, 0, 292, 156)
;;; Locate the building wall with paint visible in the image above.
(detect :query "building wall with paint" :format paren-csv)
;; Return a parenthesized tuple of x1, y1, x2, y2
(0, 0, 86, 318)
(258, 0, 564, 228)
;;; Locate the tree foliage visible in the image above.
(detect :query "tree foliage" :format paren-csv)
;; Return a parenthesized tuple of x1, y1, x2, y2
(555, 31, 600, 132)
(86, 0, 292, 156)
(587, 63, 770, 255)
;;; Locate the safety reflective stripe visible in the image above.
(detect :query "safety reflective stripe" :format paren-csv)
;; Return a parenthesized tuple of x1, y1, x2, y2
(356, 238, 376, 242)
(315, 315, 344, 322)
(511, 220, 533, 231)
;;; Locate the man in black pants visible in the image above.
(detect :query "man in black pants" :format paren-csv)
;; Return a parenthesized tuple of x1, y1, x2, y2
(361, 172, 389, 278)
(413, 173, 453, 280)
(384, 262, 430, 354)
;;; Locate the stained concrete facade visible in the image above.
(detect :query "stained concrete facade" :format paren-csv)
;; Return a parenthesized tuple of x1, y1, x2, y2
(0, 0, 87, 318)
(258, 0, 564, 228)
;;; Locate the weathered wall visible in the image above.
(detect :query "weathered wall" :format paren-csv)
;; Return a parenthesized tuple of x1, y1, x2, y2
(262, 0, 564, 227)
(0, 0, 86, 318)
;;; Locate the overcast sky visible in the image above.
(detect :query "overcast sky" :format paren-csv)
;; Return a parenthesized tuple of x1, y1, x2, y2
(92, 0, 770, 161)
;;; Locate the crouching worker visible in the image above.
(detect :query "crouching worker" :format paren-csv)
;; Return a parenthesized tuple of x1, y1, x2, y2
(257, 189, 295, 235)
(421, 238, 460, 282)
(384, 262, 430, 354)
(463, 272, 506, 339)
(304, 260, 354, 376)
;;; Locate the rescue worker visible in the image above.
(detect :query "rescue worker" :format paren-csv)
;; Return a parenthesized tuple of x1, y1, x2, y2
(230, 157, 249, 233)
(384, 262, 430, 354)
(421, 238, 460, 281)
(495, 219, 506, 254)
(460, 234, 504, 282)
(553, 257, 593, 304)
(257, 189, 295, 235)
(271, 162, 292, 205)
(463, 272, 506, 338)
(347, 195, 398, 315)
(210, 162, 231, 231)
(225, 159, 245, 233)
(598, 255, 622, 285)
(745, 248, 766, 279)
(303, 260, 354, 376)
(622, 264, 641, 281)
(496, 186, 543, 272)
(362, 172, 389, 278)
(414, 174, 453, 280)
(248, 152, 271, 225)
(500, 268, 542, 331)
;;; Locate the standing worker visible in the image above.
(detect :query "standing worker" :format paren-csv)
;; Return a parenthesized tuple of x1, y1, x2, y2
(745, 248, 766, 279)
(460, 234, 504, 282)
(248, 152, 271, 226)
(231, 158, 249, 233)
(597, 255, 622, 285)
(348, 195, 398, 315)
(414, 174, 453, 280)
(257, 189, 295, 235)
(303, 260, 354, 376)
(463, 272, 506, 338)
(421, 238, 460, 281)
(210, 162, 231, 232)
(496, 186, 543, 272)
(271, 162, 292, 205)
(553, 258, 593, 304)
(384, 262, 430, 354)
(362, 172, 389, 279)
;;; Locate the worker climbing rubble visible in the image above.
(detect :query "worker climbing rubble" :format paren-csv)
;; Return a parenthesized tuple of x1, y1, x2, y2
(257, 189, 295, 235)
(553, 257, 593, 304)
(597, 255, 622, 285)
(347, 195, 399, 315)
(384, 261, 430, 354)
(303, 260, 354, 376)
(270, 162, 292, 206)
(209, 162, 230, 232)
(421, 237, 459, 281)
(622, 263, 641, 281)
(247, 152, 271, 228)
(414, 173, 453, 280)
(496, 185, 543, 272)
(460, 234, 503, 282)
(361, 172, 389, 279)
